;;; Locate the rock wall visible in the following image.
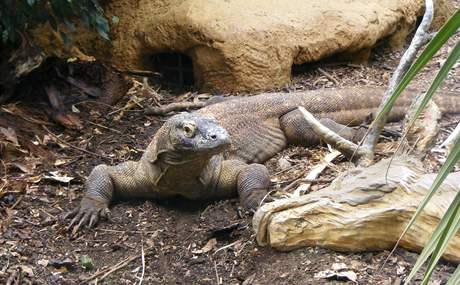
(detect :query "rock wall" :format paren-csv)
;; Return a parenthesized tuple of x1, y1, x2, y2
(33, 0, 453, 92)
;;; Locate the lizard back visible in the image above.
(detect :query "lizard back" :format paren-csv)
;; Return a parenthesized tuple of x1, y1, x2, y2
(196, 86, 459, 163)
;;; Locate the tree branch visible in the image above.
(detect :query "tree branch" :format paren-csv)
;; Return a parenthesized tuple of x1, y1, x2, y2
(297, 107, 369, 159)
(359, 0, 434, 165)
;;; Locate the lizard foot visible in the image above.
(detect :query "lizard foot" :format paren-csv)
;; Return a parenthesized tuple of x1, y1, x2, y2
(63, 196, 110, 234)
(241, 189, 272, 212)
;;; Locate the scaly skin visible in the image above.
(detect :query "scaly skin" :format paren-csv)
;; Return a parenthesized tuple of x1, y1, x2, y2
(66, 87, 460, 232)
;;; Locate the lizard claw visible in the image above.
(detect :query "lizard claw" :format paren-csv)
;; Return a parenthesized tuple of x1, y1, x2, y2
(241, 189, 270, 212)
(63, 196, 110, 234)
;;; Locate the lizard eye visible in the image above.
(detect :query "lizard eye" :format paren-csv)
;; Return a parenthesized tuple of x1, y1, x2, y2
(182, 123, 196, 138)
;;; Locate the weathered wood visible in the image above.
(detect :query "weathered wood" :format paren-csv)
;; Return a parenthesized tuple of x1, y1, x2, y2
(254, 157, 460, 262)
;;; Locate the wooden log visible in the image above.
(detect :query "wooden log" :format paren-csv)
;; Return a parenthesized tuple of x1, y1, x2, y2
(253, 157, 460, 262)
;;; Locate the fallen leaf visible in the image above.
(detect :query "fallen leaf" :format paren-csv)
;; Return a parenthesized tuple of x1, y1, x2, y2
(25, 175, 42, 183)
(54, 158, 70, 166)
(0, 127, 19, 145)
(331, 262, 347, 271)
(44, 171, 74, 183)
(192, 238, 217, 254)
(37, 259, 49, 267)
(11, 162, 34, 173)
(19, 265, 34, 277)
(71, 105, 80, 113)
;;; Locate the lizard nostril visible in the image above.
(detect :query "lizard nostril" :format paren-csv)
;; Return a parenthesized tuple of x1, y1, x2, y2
(210, 134, 217, 140)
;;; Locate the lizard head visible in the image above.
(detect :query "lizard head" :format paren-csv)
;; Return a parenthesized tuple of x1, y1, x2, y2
(166, 113, 231, 158)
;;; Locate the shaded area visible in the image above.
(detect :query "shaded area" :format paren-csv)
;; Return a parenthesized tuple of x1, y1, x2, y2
(151, 52, 194, 92)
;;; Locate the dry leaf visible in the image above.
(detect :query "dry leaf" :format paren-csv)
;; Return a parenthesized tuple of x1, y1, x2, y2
(19, 265, 35, 277)
(192, 238, 217, 254)
(11, 162, 34, 173)
(0, 127, 19, 145)
(54, 158, 70, 166)
(44, 171, 74, 183)
(71, 105, 81, 113)
(26, 175, 42, 183)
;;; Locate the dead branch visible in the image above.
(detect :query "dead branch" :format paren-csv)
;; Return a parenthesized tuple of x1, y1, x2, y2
(43, 126, 109, 160)
(145, 101, 206, 115)
(296, 0, 434, 165)
(297, 107, 368, 158)
(358, 0, 434, 165)
(254, 157, 460, 262)
(317, 67, 339, 85)
(292, 150, 342, 197)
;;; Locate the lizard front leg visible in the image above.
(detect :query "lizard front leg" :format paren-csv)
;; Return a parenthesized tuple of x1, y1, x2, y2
(65, 161, 148, 232)
(216, 160, 270, 211)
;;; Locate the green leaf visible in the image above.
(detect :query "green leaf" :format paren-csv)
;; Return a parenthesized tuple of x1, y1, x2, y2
(403, 193, 458, 284)
(371, 8, 460, 126)
(446, 264, 460, 285)
(27, 0, 36, 6)
(405, 39, 460, 133)
(79, 255, 94, 271)
(421, 194, 460, 284)
(404, 135, 460, 284)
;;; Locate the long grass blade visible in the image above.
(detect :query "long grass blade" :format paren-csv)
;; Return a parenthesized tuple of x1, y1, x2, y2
(446, 264, 460, 285)
(405, 40, 460, 132)
(371, 8, 460, 126)
(403, 190, 460, 284)
(404, 136, 460, 284)
(421, 196, 460, 284)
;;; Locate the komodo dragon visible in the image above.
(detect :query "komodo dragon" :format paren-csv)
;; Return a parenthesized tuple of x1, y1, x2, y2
(66, 87, 460, 231)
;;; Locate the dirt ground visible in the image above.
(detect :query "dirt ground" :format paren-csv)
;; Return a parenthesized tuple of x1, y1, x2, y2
(1, 13, 460, 285)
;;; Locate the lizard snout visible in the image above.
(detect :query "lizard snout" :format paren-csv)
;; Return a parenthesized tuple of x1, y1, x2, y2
(206, 127, 231, 147)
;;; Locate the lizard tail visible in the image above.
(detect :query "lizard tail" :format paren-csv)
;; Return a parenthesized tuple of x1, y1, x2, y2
(434, 90, 460, 114)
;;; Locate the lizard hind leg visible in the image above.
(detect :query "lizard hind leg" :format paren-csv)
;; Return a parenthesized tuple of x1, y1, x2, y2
(280, 109, 366, 146)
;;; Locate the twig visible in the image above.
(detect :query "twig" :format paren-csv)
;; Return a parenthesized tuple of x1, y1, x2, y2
(280, 169, 309, 192)
(318, 67, 339, 85)
(42, 126, 108, 159)
(145, 101, 206, 115)
(114, 68, 162, 77)
(281, 177, 335, 192)
(9, 196, 23, 210)
(360, 0, 434, 165)
(213, 240, 241, 255)
(138, 233, 145, 285)
(292, 150, 342, 197)
(213, 260, 221, 285)
(1, 105, 53, 126)
(80, 246, 154, 285)
(98, 228, 159, 234)
(88, 121, 122, 134)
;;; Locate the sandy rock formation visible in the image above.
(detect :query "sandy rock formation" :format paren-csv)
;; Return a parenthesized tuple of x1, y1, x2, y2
(34, 0, 453, 92)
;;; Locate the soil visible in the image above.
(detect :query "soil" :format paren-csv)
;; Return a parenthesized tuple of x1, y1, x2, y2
(2, 13, 460, 285)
